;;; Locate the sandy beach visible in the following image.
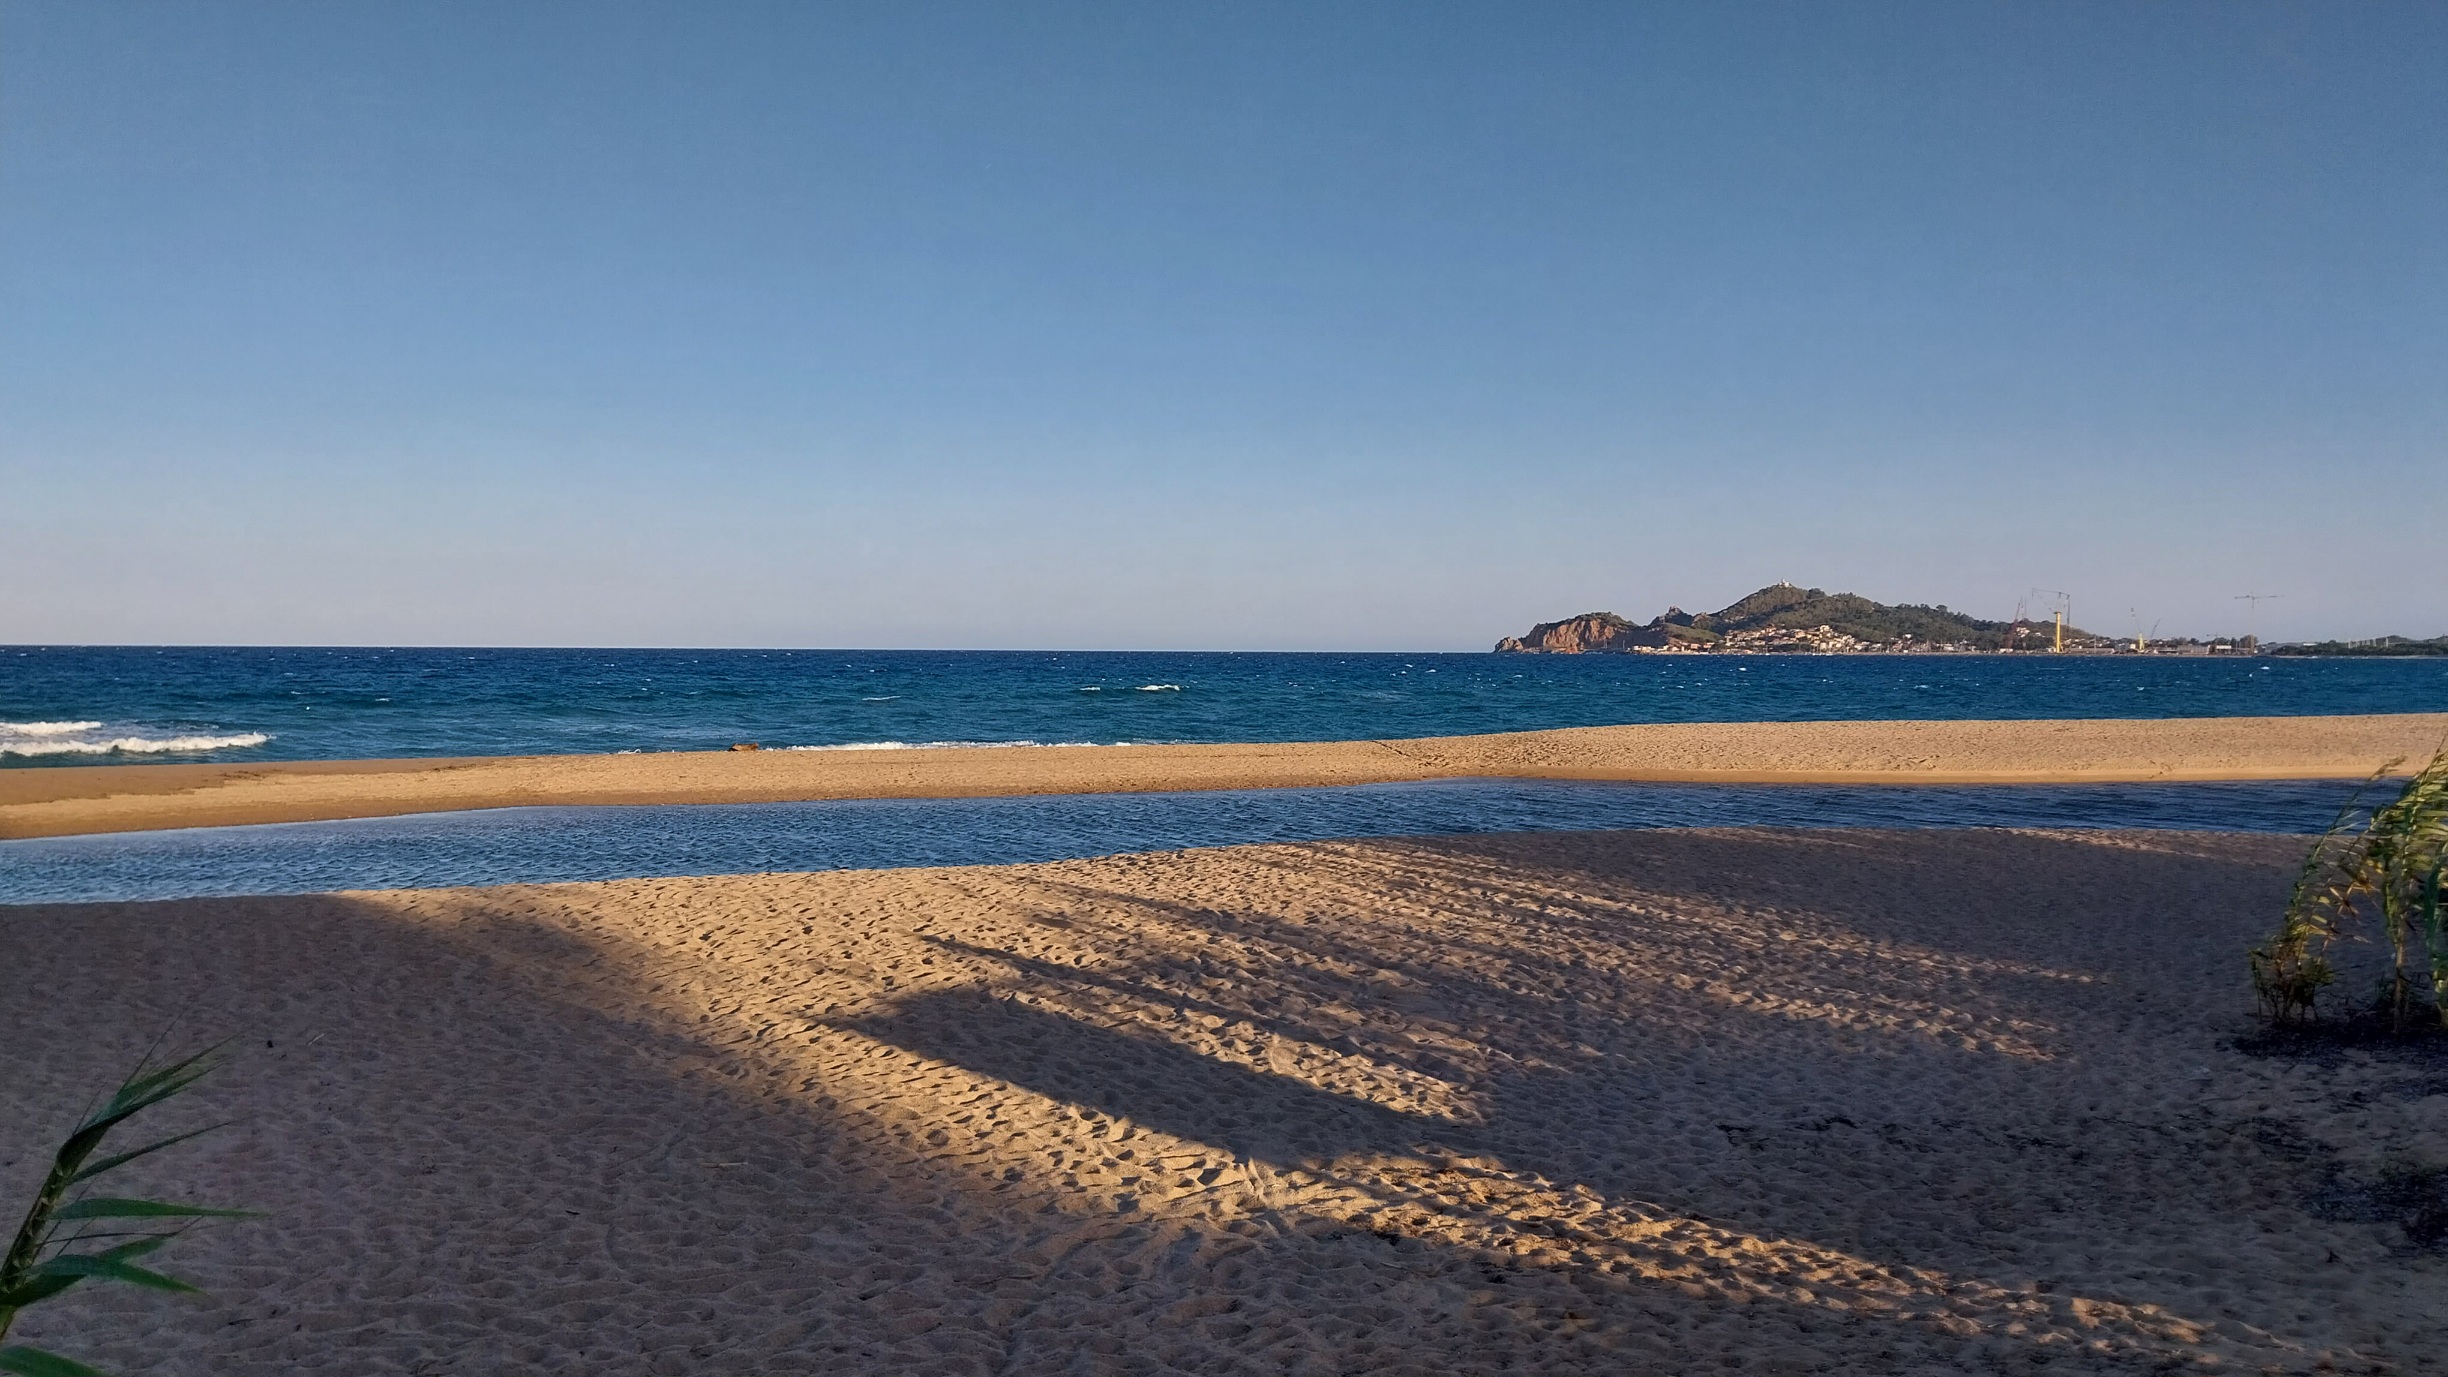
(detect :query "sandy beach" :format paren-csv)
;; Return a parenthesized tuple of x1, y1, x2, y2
(4, 711, 2442, 839)
(6, 826, 2444, 1373)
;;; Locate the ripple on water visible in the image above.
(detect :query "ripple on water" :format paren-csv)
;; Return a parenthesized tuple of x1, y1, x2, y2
(0, 778, 2367, 905)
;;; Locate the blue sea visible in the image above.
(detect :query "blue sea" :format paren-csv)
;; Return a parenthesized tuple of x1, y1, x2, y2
(5, 646, 2444, 766)
(5, 648, 2436, 903)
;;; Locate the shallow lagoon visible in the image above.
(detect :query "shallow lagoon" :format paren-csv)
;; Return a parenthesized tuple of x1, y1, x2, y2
(1, 776, 2367, 904)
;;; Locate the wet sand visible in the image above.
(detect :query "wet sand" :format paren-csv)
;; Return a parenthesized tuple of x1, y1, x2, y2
(4, 711, 2442, 838)
(6, 827, 2444, 1373)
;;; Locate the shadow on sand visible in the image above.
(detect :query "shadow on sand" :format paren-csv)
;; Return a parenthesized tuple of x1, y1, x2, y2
(1, 826, 2408, 1374)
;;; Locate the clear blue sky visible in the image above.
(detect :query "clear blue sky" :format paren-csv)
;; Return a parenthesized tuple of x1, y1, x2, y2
(3, 1, 2440, 649)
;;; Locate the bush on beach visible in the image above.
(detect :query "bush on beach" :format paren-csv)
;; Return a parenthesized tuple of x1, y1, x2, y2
(2252, 748, 2448, 1034)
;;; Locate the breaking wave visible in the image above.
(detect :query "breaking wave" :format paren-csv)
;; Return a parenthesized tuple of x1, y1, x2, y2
(0, 721, 272, 758)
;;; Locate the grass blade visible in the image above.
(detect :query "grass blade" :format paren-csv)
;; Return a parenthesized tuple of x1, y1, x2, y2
(0, 1048, 249, 1374)
(23, 1255, 198, 1296)
(65, 1126, 229, 1188)
(49, 1201, 254, 1224)
(0, 1275, 83, 1310)
(0, 1346, 102, 1377)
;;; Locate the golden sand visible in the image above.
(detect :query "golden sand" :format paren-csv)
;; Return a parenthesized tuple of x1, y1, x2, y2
(4, 711, 2442, 838)
(6, 827, 2444, 1372)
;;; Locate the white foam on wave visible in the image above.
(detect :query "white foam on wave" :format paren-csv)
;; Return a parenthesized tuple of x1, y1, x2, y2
(0, 720, 104, 735)
(1135, 684, 1182, 692)
(0, 729, 273, 758)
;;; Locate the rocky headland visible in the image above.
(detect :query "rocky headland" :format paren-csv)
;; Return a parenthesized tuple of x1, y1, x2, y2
(1497, 583, 2090, 654)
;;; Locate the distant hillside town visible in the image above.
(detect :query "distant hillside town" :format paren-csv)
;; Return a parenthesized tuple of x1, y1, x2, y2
(1494, 584, 2444, 656)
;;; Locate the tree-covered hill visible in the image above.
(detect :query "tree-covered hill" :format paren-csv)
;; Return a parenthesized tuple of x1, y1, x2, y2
(1497, 584, 2094, 652)
(1690, 585, 2048, 645)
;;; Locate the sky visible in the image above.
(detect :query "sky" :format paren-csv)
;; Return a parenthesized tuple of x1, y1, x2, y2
(1, 1, 2441, 650)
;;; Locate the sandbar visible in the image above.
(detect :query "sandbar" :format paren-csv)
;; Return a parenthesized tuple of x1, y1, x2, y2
(5, 827, 2441, 1371)
(3, 711, 2443, 839)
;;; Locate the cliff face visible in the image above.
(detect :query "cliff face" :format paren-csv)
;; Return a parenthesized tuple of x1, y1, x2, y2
(1494, 613, 1652, 654)
(1493, 612, 1716, 654)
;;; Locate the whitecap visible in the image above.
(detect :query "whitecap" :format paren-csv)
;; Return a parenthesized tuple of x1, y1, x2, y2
(0, 730, 273, 758)
(1135, 684, 1182, 692)
(0, 720, 103, 735)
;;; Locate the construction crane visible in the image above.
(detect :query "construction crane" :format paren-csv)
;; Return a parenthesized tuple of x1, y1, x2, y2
(2030, 589, 2072, 653)
(2234, 593, 2282, 653)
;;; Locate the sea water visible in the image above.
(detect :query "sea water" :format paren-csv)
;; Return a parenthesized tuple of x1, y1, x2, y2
(0, 777, 2375, 905)
(5, 646, 2444, 766)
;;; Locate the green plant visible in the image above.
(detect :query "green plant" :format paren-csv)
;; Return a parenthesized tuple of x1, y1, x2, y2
(2249, 774, 2374, 1027)
(0, 1050, 251, 1377)
(2359, 752, 2448, 1032)
(2252, 747, 2448, 1032)
(2424, 858, 2448, 1029)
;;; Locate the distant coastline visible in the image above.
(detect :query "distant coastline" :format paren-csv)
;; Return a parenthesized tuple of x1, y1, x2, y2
(1497, 583, 2444, 656)
(2270, 636, 2448, 658)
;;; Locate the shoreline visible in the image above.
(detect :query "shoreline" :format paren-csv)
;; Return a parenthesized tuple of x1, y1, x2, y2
(3, 711, 2441, 839)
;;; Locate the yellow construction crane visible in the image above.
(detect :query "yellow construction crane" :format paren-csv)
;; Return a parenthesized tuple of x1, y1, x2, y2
(2030, 588, 2072, 653)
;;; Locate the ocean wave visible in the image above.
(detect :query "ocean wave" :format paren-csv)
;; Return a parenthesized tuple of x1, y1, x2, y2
(0, 730, 273, 758)
(1135, 684, 1182, 692)
(0, 720, 104, 735)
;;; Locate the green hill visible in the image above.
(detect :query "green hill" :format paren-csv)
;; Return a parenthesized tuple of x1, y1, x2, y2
(1497, 584, 2091, 653)
(1691, 585, 2050, 646)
